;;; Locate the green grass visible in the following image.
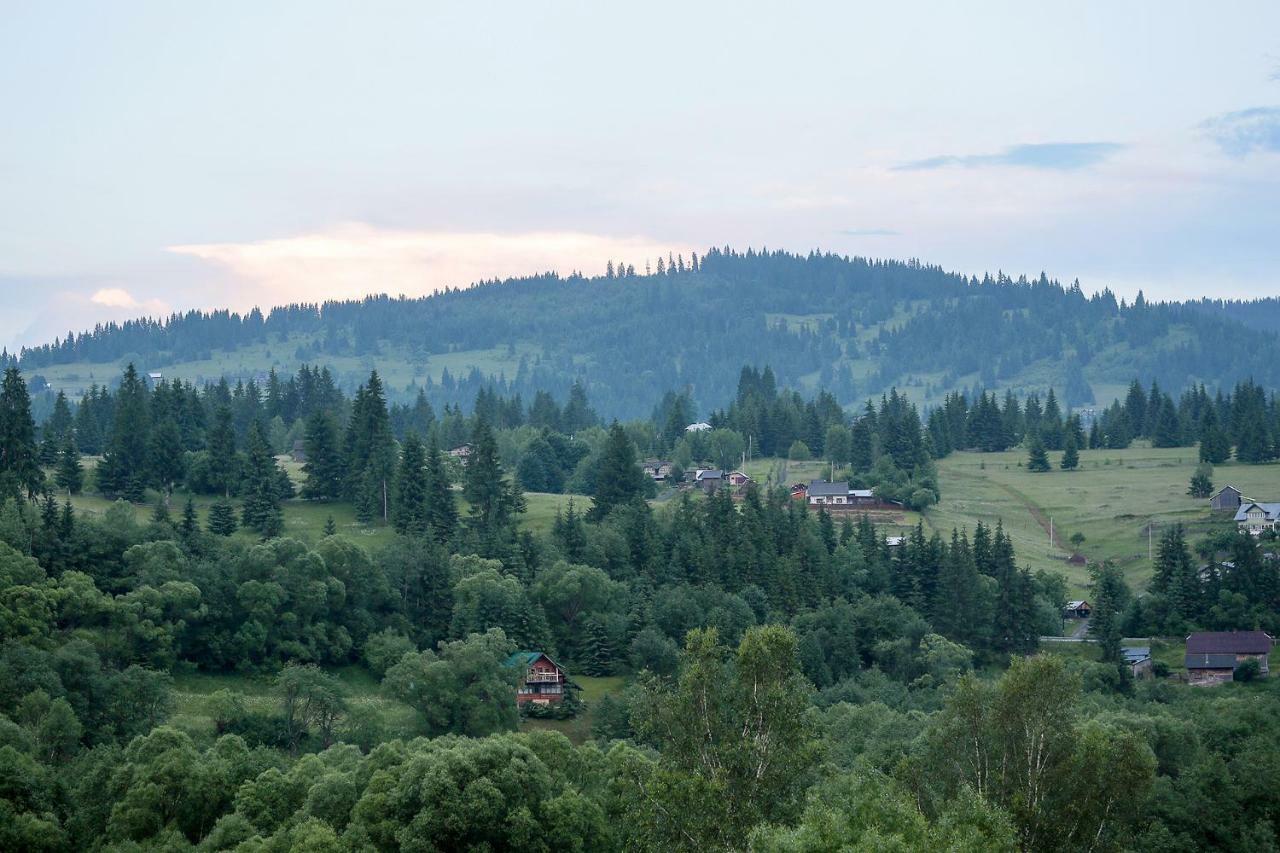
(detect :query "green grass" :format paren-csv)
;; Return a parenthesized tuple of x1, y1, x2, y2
(927, 445, 1277, 594)
(519, 674, 627, 743)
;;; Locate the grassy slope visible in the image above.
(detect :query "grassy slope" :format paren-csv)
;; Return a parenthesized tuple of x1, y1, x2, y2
(928, 445, 1277, 594)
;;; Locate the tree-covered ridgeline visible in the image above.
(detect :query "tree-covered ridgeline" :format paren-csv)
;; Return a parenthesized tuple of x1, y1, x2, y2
(8, 249, 1280, 420)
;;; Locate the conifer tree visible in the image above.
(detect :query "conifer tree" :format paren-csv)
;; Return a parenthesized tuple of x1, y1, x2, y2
(1198, 406, 1231, 464)
(589, 421, 647, 522)
(98, 364, 150, 501)
(1060, 432, 1080, 470)
(0, 366, 44, 499)
(240, 420, 283, 537)
(345, 371, 396, 522)
(180, 495, 199, 538)
(552, 498, 588, 562)
(581, 617, 614, 676)
(148, 415, 186, 494)
(1026, 433, 1051, 472)
(151, 498, 171, 525)
(392, 432, 429, 535)
(207, 498, 238, 536)
(463, 417, 524, 553)
(207, 405, 239, 496)
(300, 410, 344, 501)
(424, 433, 457, 544)
(323, 515, 337, 536)
(39, 390, 73, 465)
(55, 435, 83, 495)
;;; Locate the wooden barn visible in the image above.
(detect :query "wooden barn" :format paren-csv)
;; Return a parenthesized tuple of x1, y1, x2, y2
(1185, 631, 1272, 686)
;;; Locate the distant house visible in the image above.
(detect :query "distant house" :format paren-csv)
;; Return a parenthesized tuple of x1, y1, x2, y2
(641, 459, 673, 481)
(1122, 646, 1153, 680)
(506, 651, 570, 705)
(1064, 600, 1092, 619)
(448, 443, 474, 462)
(727, 470, 752, 487)
(885, 536, 905, 548)
(1234, 502, 1280, 535)
(807, 481, 877, 508)
(146, 371, 164, 384)
(290, 440, 307, 463)
(1210, 485, 1245, 512)
(790, 483, 809, 501)
(695, 469, 725, 493)
(1185, 631, 1272, 685)
(685, 422, 713, 433)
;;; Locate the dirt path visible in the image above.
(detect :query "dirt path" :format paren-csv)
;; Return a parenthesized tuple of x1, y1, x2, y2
(946, 468, 1075, 557)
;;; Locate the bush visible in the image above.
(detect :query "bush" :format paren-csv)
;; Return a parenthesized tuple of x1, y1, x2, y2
(788, 440, 811, 461)
(1234, 658, 1261, 682)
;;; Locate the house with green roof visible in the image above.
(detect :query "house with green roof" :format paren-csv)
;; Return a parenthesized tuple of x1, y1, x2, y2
(505, 651, 569, 705)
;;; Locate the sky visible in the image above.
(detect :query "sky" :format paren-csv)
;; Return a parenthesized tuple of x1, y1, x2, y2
(2, 2, 1279, 350)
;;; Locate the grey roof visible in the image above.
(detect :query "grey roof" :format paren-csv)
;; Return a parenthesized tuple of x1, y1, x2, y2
(1213, 485, 1242, 496)
(1234, 502, 1280, 522)
(1186, 631, 1272, 655)
(1121, 646, 1150, 664)
(696, 469, 724, 480)
(1185, 653, 1239, 670)
(849, 489, 874, 498)
(808, 480, 850, 497)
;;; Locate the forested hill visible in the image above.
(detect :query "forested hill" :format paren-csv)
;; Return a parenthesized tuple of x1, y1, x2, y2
(9, 248, 1280, 419)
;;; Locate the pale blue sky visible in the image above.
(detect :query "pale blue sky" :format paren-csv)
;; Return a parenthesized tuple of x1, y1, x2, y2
(2, 2, 1278, 349)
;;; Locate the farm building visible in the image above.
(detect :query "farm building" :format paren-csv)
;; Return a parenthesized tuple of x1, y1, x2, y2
(641, 459, 673, 480)
(728, 470, 752, 487)
(1185, 631, 1272, 686)
(1234, 501, 1280, 535)
(506, 651, 570, 705)
(1210, 485, 1244, 512)
(1064, 600, 1092, 619)
(1122, 646, 1153, 680)
(448, 443, 474, 461)
(695, 469, 724, 493)
(290, 440, 307, 463)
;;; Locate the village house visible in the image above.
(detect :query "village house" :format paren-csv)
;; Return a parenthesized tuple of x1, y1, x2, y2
(695, 469, 724, 493)
(685, 422, 712, 433)
(1234, 501, 1280, 535)
(1064, 600, 1092, 619)
(790, 482, 809, 501)
(506, 651, 570, 705)
(448, 443, 474, 462)
(1210, 485, 1245, 512)
(1122, 646, 1153, 680)
(806, 481, 877, 508)
(885, 536, 905, 548)
(1185, 631, 1272, 686)
(727, 470, 752, 488)
(641, 459, 673, 481)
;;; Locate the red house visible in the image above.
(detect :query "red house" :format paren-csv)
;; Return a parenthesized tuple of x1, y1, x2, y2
(506, 651, 569, 705)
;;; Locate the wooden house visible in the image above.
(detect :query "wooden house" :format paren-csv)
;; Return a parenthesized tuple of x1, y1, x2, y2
(807, 481, 877, 508)
(1185, 631, 1272, 685)
(448, 443, 474, 462)
(695, 469, 724, 493)
(1064, 600, 1092, 619)
(1210, 485, 1244, 512)
(728, 470, 752, 487)
(641, 459, 673, 481)
(506, 651, 570, 705)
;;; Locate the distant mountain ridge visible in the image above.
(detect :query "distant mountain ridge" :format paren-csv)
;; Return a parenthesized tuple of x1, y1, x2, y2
(7, 248, 1279, 419)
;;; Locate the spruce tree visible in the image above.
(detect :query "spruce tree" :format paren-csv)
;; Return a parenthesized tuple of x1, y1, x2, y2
(39, 391, 73, 466)
(180, 495, 199, 538)
(345, 372, 396, 522)
(148, 416, 186, 494)
(582, 617, 614, 676)
(300, 410, 344, 501)
(392, 432, 429, 535)
(1198, 407, 1231, 464)
(463, 417, 524, 552)
(151, 498, 171, 525)
(207, 498, 238, 536)
(0, 366, 44, 499)
(98, 364, 150, 501)
(1060, 432, 1080, 470)
(207, 405, 239, 496)
(323, 515, 337, 536)
(240, 420, 283, 538)
(1026, 433, 1051, 472)
(55, 436, 84, 495)
(589, 421, 647, 521)
(424, 433, 457, 544)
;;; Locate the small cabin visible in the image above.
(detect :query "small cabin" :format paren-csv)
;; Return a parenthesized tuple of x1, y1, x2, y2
(1122, 646, 1153, 680)
(641, 459, 673, 481)
(290, 440, 307, 463)
(448, 443, 474, 462)
(1064, 600, 1092, 619)
(506, 651, 569, 705)
(695, 469, 724, 493)
(727, 470, 752, 487)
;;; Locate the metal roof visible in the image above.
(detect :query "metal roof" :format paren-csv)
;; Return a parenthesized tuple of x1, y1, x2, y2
(1121, 646, 1150, 664)
(1185, 653, 1240, 670)
(808, 480, 850, 497)
(1186, 631, 1272, 655)
(1234, 502, 1280, 522)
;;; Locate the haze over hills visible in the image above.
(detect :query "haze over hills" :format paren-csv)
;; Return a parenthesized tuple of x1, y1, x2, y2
(8, 247, 1280, 419)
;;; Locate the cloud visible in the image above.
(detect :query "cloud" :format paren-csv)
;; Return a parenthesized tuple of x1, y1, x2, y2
(895, 142, 1125, 172)
(168, 225, 689, 310)
(837, 228, 900, 237)
(1200, 106, 1280, 156)
(90, 287, 142, 308)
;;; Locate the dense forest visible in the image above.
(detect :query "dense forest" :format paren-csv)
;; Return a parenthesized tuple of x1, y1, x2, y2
(3, 357, 1280, 849)
(6, 249, 1280, 419)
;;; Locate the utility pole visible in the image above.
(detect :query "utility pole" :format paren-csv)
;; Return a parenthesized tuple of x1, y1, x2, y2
(1049, 516, 1054, 548)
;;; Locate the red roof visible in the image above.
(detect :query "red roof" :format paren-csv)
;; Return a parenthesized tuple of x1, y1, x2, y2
(1186, 631, 1272, 655)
